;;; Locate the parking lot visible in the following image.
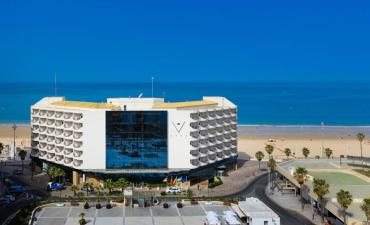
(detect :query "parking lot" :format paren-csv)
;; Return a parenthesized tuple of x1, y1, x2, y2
(34, 203, 233, 225)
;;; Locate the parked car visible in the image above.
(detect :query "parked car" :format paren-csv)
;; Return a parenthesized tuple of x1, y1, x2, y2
(165, 187, 181, 194)
(47, 182, 63, 191)
(3, 195, 16, 202)
(7, 184, 23, 194)
(0, 198, 10, 205)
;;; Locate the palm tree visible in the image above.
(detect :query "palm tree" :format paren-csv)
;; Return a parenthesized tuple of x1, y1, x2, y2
(83, 182, 92, 196)
(361, 198, 370, 225)
(313, 178, 330, 222)
(71, 185, 78, 197)
(55, 167, 66, 183)
(265, 144, 274, 158)
(293, 167, 308, 211)
(95, 184, 103, 205)
(336, 189, 353, 225)
(302, 147, 310, 159)
(79, 212, 86, 225)
(104, 178, 115, 194)
(267, 158, 277, 188)
(324, 148, 333, 159)
(255, 151, 264, 169)
(356, 133, 365, 166)
(284, 148, 291, 159)
(116, 177, 129, 193)
(18, 149, 27, 172)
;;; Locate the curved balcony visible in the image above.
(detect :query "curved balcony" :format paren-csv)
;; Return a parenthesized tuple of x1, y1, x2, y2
(55, 112, 63, 118)
(200, 130, 208, 137)
(46, 136, 55, 142)
(190, 131, 200, 139)
(208, 120, 217, 127)
(199, 140, 208, 148)
(224, 149, 231, 156)
(199, 147, 208, 154)
(216, 152, 224, 159)
(32, 109, 39, 115)
(190, 149, 199, 157)
(216, 128, 223, 134)
(47, 111, 55, 117)
(209, 111, 216, 118)
(73, 132, 83, 139)
(73, 141, 83, 149)
(224, 134, 231, 140)
(199, 122, 208, 128)
(55, 146, 64, 153)
(224, 142, 232, 148)
(39, 118, 47, 125)
(190, 159, 200, 166)
(38, 142, 47, 150)
(31, 149, 39, 157)
(31, 141, 39, 148)
(224, 118, 231, 124)
(64, 139, 73, 147)
(64, 148, 73, 155)
(231, 148, 237, 154)
(216, 144, 223, 152)
(190, 122, 199, 130)
(190, 141, 199, 148)
(55, 154, 64, 162)
(63, 131, 73, 138)
(216, 110, 224, 117)
(73, 113, 83, 121)
(63, 112, 73, 120)
(55, 129, 63, 136)
(208, 153, 217, 161)
(190, 113, 199, 120)
(39, 110, 47, 116)
(231, 132, 237, 138)
(55, 137, 63, 145)
(223, 109, 231, 115)
(64, 121, 73, 129)
(46, 128, 55, 135)
(217, 119, 224, 126)
(199, 156, 208, 163)
(47, 119, 55, 126)
(230, 108, 237, 114)
(32, 117, 39, 124)
(32, 125, 39, 132)
(39, 134, 47, 141)
(73, 123, 83, 130)
(46, 144, 55, 151)
(224, 126, 231, 132)
(231, 124, 237, 130)
(231, 140, 237, 146)
(209, 146, 217, 152)
(31, 133, 39, 140)
(55, 120, 63, 127)
(73, 159, 83, 167)
(64, 157, 73, 164)
(46, 153, 55, 159)
(216, 135, 224, 142)
(39, 150, 47, 157)
(73, 150, 83, 158)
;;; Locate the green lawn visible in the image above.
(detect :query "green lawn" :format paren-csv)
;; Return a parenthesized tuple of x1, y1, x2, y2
(309, 172, 369, 185)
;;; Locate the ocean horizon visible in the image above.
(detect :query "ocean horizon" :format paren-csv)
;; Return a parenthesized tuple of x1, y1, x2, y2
(1, 81, 370, 126)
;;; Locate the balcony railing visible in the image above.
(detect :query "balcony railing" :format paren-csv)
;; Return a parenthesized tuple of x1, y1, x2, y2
(55, 146, 64, 153)
(55, 155, 64, 161)
(64, 157, 73, 164)
(47, 111, 55, 117)
(190, 159, 200, 166)
(73, 150, 83, 157)
(73, 114, 83, 121)
(73, 123, 83, 130)
(55, 112, 63, 118)
(64, 148, 73, 155)
(63, 113, 72, 120)
(73, 159, 83, 167)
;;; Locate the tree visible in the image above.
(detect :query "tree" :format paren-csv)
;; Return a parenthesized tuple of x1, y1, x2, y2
(284, 148, 291, 159)
(361, 198, 370, 225)
(336, 189, 353, 225)
(324, 148, 333, 159)
(83, 182, 92, 196)
(267, 158, 277, 187)
(30, 161, 36, 180)
(95, 184, 103, 205)
(313, 178, 330, 222)
(255, 151, 264, 169)
(357, 133, 365, 166)
(79, 212, 86, 225)
(302, 147, 310, 159)
(0, 142, 3, 154)
(293, 167, 308, 211)
(115, 177, 129, 193)
(71, 185, 78, 197)
(265, 144, 274, 158)
(18, 149, 27, 172)
(104, 178, 115, 194)
(55, 167, 66, 183)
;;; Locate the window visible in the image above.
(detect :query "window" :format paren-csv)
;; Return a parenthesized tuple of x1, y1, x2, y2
(106, 111, 168, 169)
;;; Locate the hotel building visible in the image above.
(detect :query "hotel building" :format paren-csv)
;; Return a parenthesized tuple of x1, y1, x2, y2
(30, 96, 237, 185)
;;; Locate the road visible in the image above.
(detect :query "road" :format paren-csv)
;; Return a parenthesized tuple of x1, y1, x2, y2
(231, 173, 315, 225)
(0, 175, 49, 224)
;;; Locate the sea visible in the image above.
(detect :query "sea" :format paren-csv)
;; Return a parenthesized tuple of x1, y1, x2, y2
(1, 82, 370, 126)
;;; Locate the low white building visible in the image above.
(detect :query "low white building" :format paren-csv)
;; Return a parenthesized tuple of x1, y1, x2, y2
(237, 197, 280, 225)
(30, 96, 237, 185)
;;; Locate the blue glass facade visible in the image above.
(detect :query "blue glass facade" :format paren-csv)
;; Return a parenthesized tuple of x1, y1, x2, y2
(106, 111, 168, 169)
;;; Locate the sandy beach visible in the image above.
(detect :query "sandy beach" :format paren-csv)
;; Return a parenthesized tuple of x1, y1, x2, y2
(0, 124, 369, 159)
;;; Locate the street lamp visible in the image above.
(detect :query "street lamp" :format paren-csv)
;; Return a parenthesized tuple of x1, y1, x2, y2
(320, 122, 324, 158)
(12, 124, 17, 160)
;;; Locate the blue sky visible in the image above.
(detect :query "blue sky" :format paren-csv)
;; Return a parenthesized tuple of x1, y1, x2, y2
(1, 0, 369, 82)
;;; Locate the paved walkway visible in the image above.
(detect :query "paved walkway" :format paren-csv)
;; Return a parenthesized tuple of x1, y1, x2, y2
(267, 187, 322, 225)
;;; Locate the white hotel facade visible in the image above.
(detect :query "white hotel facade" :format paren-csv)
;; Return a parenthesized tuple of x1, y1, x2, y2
(30, 96, 237, 185)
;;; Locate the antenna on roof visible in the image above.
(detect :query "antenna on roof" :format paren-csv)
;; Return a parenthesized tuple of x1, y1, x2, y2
(54, 72, 57, 96)
(138, 93, 143, 98)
